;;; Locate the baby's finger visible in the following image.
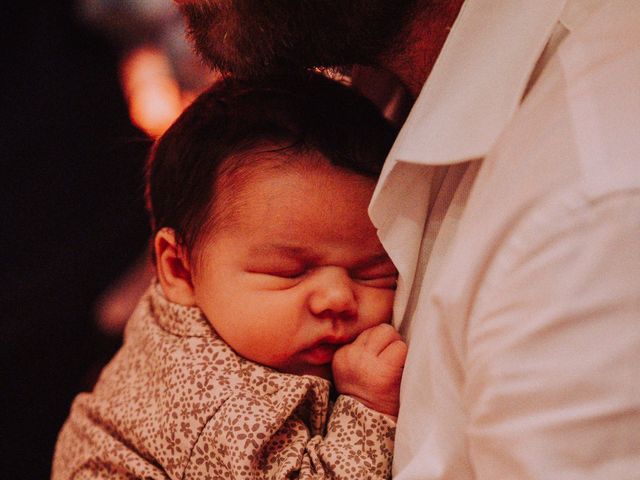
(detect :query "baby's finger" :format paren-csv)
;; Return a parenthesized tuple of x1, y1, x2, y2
(363, 324, 403, 355)
(349, 325, 374, 347)
(378, 339, 408, 368)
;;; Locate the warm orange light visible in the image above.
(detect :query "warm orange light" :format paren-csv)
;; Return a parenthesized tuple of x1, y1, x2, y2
(120, 46, 184, 137)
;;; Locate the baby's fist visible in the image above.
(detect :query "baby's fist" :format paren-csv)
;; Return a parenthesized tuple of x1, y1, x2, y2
(332, 324, 407, 418)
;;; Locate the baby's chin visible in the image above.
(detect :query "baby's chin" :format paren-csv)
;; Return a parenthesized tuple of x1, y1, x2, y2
(304, 364, 333, 382)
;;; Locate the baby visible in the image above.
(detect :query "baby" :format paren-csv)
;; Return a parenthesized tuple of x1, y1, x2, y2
(53, 74, 406, 479)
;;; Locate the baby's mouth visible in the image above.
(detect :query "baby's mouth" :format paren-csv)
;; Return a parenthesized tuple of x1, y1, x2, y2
(299, 342, 341, 365)
(299, 336, 354, 365)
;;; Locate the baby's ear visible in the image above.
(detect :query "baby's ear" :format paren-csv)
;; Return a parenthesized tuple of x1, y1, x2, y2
(154, 228, 196, 306)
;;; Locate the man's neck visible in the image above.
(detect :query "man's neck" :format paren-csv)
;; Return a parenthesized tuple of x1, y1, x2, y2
(380, 0, 465, 99)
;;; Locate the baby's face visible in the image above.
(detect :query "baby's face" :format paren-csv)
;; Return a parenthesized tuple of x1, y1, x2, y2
(191, 152, 397, 380)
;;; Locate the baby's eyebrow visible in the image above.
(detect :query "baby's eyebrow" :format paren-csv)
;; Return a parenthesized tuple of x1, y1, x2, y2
(248, 243, 394, 269)
(248, 243, 312, 258)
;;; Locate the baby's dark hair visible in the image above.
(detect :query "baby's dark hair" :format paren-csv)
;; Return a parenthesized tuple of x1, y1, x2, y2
(146, 73, 397, 260)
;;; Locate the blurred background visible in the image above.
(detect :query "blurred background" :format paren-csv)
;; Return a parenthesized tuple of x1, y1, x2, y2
(1, 0, 214, 476)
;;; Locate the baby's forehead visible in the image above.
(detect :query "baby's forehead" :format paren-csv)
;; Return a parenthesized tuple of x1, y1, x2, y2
(204, 146, 320, 227)
(189, 146, 379, 272)
(214, 145, 326, 199)
(209, 147, 373, 229)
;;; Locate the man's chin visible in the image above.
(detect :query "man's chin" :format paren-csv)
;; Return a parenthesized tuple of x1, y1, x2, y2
(179, 0, 417, 77)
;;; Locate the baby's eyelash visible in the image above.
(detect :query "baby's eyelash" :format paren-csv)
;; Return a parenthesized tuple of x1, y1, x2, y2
(246, 266, 307, 278)
(271, 269, 306, 279)
(353, 273, 398, 289)
(354, 272, 397, 280)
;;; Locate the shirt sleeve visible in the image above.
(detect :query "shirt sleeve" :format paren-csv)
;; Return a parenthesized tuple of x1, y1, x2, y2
(183, 391, 396, 479)
(464, 191, 640, 478)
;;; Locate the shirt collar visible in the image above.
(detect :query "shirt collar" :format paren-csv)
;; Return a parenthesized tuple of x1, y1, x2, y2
(368, 0, 566, 323)
(381, 0, 568, 169)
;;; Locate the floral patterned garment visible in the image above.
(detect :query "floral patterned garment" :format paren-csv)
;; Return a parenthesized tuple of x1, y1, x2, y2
(53, 282, 395, 479)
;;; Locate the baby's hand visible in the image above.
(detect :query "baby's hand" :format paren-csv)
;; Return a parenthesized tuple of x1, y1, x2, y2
(332, 324, 407, 418)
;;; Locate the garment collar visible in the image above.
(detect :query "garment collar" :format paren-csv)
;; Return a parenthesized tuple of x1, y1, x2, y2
(368, 0, 570, 325)
(380, 0, 568, 170)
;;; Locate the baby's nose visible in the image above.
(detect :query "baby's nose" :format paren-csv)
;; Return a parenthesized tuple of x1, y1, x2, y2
(307, 267, 357, 320)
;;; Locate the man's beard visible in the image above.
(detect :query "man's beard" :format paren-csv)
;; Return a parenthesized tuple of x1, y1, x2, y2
(179, 0, 416, 78)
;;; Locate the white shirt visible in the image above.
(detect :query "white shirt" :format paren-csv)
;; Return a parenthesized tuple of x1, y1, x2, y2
(369, 1, 640, 478)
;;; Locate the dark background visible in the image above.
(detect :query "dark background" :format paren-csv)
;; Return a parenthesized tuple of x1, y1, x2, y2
(1, 1, 151, 476)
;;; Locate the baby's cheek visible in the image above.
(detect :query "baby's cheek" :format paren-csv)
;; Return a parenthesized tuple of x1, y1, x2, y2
(248, 332, 289, 363)
(360, 289, 395, 327)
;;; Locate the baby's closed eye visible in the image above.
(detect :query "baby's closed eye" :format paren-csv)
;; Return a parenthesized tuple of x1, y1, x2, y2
(351, 264, 398, 289)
